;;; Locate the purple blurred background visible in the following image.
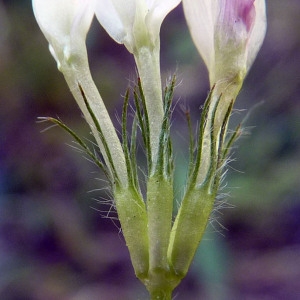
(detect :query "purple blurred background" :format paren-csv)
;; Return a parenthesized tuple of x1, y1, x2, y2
(1, 1, 300, 299)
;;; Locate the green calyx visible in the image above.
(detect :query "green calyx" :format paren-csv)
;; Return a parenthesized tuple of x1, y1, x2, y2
(41, 77, 241, 299)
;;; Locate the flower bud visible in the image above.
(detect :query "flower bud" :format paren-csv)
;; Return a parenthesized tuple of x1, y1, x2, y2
(94, 0, 181, 53)
(183, 0, 267, 85)
(32, 0, 95, 70)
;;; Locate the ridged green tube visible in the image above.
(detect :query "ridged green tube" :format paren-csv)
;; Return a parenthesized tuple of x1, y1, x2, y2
(168, 187, 215, 277)
(114, 187, 149, 278)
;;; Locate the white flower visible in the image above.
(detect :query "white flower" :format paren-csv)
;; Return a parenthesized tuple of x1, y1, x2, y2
(183, 0, 267, 85)
(94, 0, 181, 53)
(32, 0, 95, 70)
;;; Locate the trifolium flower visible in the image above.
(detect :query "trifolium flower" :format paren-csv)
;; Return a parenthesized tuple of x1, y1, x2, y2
(182, 0, 267, 187)
(94, 0, 181, 54)
(32, 0, 95, 70)
(183, 0, 267, 86)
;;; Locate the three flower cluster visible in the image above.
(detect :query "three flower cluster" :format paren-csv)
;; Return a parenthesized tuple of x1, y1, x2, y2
(32, 1, 266, 299)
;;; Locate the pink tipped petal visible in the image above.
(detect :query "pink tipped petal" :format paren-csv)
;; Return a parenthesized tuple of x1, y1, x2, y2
(240, 0, 256, 32)
(216, 0, 256, 50)
(246, 0, 267, 70)
(183, 0, 266, 83)
(219, 0, 255, 32)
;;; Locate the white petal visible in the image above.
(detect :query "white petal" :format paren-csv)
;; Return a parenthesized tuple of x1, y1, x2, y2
(145, 0, 181, 43)
(146, 0, 182, 19)
(94, 0, 135, 44)
(246, 0, 267, 70)
(32, 0, 94, 64)
(182, 0, 217, 71)
(96, 0, 181, 51)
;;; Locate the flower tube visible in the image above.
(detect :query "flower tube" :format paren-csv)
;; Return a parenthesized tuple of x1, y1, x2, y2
(94, 0, 181, 169)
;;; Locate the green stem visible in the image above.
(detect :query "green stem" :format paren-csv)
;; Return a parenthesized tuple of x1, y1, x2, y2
(143, 268, 181, 300)
(149, 288, 172, 300)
